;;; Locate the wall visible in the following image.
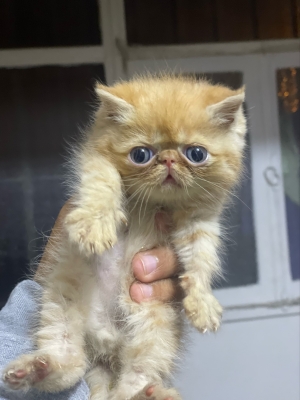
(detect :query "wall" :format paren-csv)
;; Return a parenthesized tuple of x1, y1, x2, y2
(177, 314, 300, 400)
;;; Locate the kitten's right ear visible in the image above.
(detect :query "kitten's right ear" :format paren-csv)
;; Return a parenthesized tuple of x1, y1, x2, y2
(206, 90, 245, 127)
(95, 84, 134, 123)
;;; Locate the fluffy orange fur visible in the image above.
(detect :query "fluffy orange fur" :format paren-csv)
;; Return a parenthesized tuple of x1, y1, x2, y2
(3, 75, 246, 400)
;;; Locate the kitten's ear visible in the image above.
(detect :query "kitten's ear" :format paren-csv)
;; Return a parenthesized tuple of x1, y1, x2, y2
(207, 90, 245, 126)
(95, 84, 134, 123)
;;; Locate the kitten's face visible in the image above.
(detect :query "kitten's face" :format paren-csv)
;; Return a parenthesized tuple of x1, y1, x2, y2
(93, 77, 246, 209)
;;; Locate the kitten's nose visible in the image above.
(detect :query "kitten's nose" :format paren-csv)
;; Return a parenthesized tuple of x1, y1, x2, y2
(158, 150, 177, 170)
(162, 157, 175, 168)
(159, 153, 176, 169)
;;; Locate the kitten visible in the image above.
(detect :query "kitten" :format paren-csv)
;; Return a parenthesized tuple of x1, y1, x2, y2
(3, 75, 246, 400)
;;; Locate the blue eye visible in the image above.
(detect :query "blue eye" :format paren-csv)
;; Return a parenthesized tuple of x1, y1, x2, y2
(130, 147, 153, 164)
(185, 146, 208, 164)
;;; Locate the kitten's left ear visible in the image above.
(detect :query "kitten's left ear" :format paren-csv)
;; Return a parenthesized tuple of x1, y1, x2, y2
(207, 90, 245, 126)
(95, 84, 134, 123)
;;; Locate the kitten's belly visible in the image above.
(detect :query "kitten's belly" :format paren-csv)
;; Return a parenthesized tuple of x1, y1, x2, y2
(93, 225, 159, 304)
(95, 239, 125, 311)
(84, 238, 126, 351)
(86, 224, 161, 337)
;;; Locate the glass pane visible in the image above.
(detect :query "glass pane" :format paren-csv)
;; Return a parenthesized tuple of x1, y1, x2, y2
(125, 0, 297, 45)
(277, 67, 300, 280)
(196, 72, 258, 288)
(0, 64, 105, 307)
(0, 0, 101, 49)
(220, 133, 257, 288)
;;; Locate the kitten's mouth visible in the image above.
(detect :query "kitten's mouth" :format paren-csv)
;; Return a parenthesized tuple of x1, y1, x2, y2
(163, 174, 179, 185)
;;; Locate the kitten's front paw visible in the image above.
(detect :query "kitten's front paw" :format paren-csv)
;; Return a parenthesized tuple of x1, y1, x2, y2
(184, 293, 222, 333)
(65, 208, 126, 256)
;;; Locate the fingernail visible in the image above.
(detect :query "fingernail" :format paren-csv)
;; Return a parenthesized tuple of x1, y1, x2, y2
(139, 284, 153, 299)
(140, 255, 158, 275)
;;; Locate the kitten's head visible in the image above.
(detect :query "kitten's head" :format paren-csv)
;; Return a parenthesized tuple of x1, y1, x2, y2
(92, 75, 246, 211)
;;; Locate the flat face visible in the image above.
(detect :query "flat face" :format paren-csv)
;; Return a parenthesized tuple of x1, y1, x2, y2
(95, 77, 246, 206)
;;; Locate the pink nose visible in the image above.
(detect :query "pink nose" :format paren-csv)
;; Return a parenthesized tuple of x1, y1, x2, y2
(162, 157, 175, 168)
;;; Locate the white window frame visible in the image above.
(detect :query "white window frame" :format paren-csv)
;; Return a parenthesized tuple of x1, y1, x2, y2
(0, 0, 299, 323)
(262, 51, 300, 303)
(0, 46, 104, 68)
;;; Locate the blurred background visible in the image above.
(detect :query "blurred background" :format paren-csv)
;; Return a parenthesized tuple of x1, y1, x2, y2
(0, 1, 299, 399)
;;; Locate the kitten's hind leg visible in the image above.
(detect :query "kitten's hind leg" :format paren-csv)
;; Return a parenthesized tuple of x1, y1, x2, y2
(85, 369, 181, 400)
(108, 303, 182, 400)
(3, 354, 52, 391)
(3, 286, 87, 393)
(133, 385, 182, 400)
(85, 365, 112, 400)
(3, 344, 87, 393)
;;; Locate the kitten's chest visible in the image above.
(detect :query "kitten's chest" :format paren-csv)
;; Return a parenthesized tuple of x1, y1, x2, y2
(91, 207, 174, 304)
(126, 207, 173, 251)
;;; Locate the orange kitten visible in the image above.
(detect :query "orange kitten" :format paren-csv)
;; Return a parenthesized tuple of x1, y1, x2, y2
(3, 75, 246, 400)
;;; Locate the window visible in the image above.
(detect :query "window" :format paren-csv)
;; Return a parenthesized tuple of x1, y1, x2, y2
(125, 0, 299, 45)
(0, 0, 298, 319)
(0, 0, 101, 48)
(0, 65, 105, 307)
(128, 51, 300, 320)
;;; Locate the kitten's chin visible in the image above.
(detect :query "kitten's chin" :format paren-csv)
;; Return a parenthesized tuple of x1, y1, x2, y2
(158, 178, 182, 197)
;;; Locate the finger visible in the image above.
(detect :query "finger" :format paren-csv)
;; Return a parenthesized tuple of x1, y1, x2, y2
(130, 279, 181, 303)
(145, 386, 154, 397)
(132, 247, 178, 284)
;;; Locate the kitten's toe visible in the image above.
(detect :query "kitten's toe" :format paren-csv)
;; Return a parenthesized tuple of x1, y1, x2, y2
(133, 385, 181, 400)
(184, 293, 222, 333)
(3, 369, 27, 390)
(3, 355, 51, 390)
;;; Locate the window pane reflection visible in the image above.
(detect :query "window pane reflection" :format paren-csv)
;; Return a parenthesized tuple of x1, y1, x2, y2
(277, 67, 300, 280)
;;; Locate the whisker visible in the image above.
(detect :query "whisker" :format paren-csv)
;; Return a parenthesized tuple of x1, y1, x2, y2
(122, 167, 154, 181)
(191, 180, 225, 208)
(196, 176, 251, 211)
(130, 184, 148, 214)
(143, 186, 154, 220)
(138, 186, 149, 225)
(125, 183, 147, 204)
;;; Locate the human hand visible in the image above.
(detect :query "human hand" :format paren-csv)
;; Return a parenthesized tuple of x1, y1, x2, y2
(130, 246, 180, 303)
(130, 210, 180, 303)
